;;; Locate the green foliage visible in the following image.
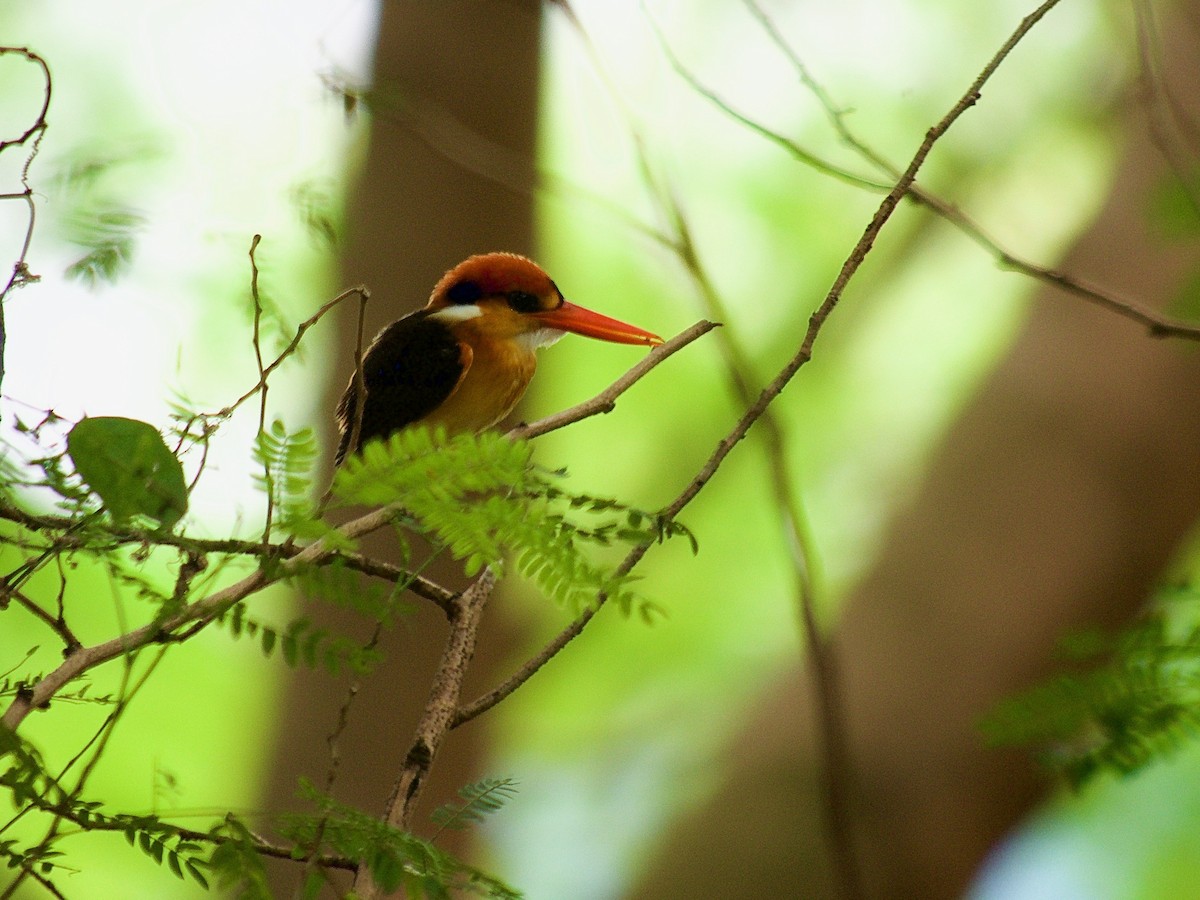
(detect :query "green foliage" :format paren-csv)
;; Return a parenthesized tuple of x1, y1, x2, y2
(218, 602, 383, 676)
(336, 426, 692, 616)
(207, 816, 272, 899)
(49, 145, 156, 292)
(63, 206, 145, 286)
(1149, 170, 1200, 240)
(289, 177, 341, 250)
(0, 729, 210, 889)
(250, 420, 358, 551)
(118, 815, 211, 890)
(252, 419, 322, 539)
(66, 416, 188, 528)
(1148, 171, 1200, 319)
(983, 584, 1200, 786)
(431, 777, 519, 837)
(282, 779, 520, 899)
(286, 558, 409, 623)
(2, 261, 689, 899)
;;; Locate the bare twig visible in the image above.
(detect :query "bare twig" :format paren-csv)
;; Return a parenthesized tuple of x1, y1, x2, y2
(646, 13, 887, 192)
(200, 282, 371, 423)
(0, 47, 52, 394)
(248, 234, 277, 545)
(728, 0, 1200, 342)
(506, 319, 719, 441)
(299, 619, 387, 889)
(0, 503, 401, 731)
(0, 584, 81, 654)
(352, 570, 498, 898)
(0, 501, 456, 613)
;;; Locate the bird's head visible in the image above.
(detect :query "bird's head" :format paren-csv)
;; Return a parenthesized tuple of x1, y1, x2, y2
(426, 252, 663, 350)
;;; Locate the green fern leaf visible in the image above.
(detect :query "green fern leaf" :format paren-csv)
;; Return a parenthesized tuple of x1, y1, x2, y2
(252, 419, 321, 538)
(430, 778, 519, 836)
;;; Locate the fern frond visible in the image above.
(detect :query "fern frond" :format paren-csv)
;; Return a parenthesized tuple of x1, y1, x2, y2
(333, 426, 691, 619)
(283, 779, 520, 899)
(984, 592, 1200, 786)
(252, 419, 323, 539)
(0, 734, 211, 890)
(215, 605, 381, 676)
(286, 558, 408, 623)
(63, 207, 144, 287)
(430, 778, 519, 837)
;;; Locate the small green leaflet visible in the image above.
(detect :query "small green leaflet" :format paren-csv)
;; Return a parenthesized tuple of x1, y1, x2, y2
(66, 416, 188, 528)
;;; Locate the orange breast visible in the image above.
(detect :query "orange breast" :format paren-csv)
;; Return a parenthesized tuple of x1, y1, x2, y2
(422, 331, 538, 434)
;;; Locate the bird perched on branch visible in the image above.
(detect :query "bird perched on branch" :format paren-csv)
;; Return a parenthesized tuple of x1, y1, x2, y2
(335, 252, 663, 464)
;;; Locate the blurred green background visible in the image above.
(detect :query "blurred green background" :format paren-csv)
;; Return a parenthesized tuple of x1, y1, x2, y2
(4, 0, 1200, 898)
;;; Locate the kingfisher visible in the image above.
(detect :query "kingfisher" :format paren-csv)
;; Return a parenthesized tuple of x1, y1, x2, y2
(334, 252, 663, 464)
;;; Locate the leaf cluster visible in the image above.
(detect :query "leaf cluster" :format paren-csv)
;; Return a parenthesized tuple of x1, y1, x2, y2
(430, 777, 519, 837)
(335, 426, 693, 617)
(253, 419, 319, 539)
(0, 729, 209, 888)
(983, 584, 1200, 786)
(281, 779, 520, 899)
(217, 601, 382, 676)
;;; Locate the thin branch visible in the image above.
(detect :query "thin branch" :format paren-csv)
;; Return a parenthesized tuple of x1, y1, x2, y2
(0, 584, 81, 654)
(673, 32, 1200, 343)
(200, 282, 370, 423)
(730, 0, 1200, 342)
(248, 234, 276, 545)
(352, 571, 499, 898)
(299, 619, 386, 888)
(742, 0, 893, 171)
(914, 190, 1200, 339)
(647, 13, 887, 192)
(0, 501, 456, 613)
(28, 796, 355, 870)
(506, 319, 719, 441)
(0, 503, 401, 731)
(0, 47, 52, 394)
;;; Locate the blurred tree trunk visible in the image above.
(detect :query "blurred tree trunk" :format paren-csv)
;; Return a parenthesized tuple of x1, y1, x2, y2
(264, 0, 541, 890)
(631, 5, 1200, 899)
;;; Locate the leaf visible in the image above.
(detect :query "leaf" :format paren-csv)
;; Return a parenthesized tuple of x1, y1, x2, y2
(67, 417, 188, 528)
(431, 778, 519, 835)
(252, 419, 320, 537)
(63, 207, 145, 286)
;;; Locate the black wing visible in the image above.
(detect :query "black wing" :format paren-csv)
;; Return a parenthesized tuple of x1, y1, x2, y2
(334, 310, 468, 464)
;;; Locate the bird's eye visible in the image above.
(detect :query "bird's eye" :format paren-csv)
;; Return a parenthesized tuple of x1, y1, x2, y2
(446, 280, 483, 305)
(506, 290, 542, 313)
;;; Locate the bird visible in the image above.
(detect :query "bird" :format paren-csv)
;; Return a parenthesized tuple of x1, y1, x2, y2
(334, 252, 663, 464)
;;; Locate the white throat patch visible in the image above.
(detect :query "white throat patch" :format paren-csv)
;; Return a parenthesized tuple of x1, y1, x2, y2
(517, 328, 566, 351)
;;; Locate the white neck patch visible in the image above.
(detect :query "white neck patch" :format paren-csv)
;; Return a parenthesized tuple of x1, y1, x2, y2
(431, 304, 484, 323)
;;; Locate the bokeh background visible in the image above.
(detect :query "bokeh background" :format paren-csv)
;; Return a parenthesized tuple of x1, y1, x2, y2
(3, 0, 1200, 897)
